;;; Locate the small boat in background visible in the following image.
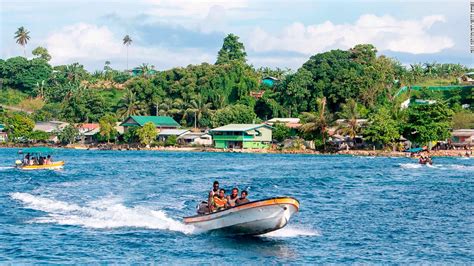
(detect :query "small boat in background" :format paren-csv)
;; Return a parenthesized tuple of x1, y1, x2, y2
(183, 197, 299, 236)
(15, 147, 65, 170)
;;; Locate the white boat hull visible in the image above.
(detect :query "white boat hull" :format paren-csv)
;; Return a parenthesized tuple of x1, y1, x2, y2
(184, 197, 299, 235)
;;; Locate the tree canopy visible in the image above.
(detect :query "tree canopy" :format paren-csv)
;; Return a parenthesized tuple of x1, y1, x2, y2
(216, 33, 247, 65)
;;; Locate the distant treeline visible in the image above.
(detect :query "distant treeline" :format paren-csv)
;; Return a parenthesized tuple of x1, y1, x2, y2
(0, 33, 473, 148)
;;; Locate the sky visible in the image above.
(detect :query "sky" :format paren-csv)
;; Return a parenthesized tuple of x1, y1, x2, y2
(1, 0, 473, 71)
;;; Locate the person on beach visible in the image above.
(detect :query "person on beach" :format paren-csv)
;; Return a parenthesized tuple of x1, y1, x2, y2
(236, 190, 249, 205)
(211, 189, 227, 212)
(227, 188, 239, 207)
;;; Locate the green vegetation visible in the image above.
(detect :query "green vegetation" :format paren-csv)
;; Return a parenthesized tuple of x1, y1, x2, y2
(0, 30, 472, 149)
(403, 102, 454, 145)
(57, 125, 79, 145)
(137, 122, 157, 146)
(273, 124, 292, 142)
(4, 113, 35, 142)
(363, 107, 400, 149)
(99, 114, 118, 143)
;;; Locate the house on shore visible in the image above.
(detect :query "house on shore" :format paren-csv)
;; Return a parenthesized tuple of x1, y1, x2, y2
(34, 121, 69, 133)
(0, 124, 7, 142)
(157, 129, 189, 142)
(120, 116, 180, 132)
(266, 118, 301, 129)
(451, 129, 474, 147)
(177, 132, 212, 146)
(210, 124, 273, 149)
(77, 123, 100, 144)
(34, 121, 70, 143)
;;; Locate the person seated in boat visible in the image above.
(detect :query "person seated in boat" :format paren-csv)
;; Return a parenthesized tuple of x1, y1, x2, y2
(45, 155, 52, 165)
(426, 156, 433, 165)
(236, 190, 249, 205)
(208, 181, 220, 209)
(227, 188, 239, 207)
(23, 153, 30, 165)
(38, 156, 45, 165)
(419, 155, 426, 164)
(211, 189, 228, 212)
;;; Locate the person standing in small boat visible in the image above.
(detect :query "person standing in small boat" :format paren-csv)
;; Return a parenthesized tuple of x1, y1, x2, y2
(227, 188, 239, 207)
(208, 181, 220, 210)
(236, 190, 249, 205)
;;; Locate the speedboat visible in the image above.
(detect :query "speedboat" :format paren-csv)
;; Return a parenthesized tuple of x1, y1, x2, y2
(183, 197, 299, 236)
(15, 147, 65, 170)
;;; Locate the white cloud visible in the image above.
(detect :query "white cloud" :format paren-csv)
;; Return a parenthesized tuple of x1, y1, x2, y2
(247, 14, 454, 55)
(46, 23, 122, 64)
(142, 0, 254, 33)
(45, 23, 214, 70)
(144, 0, 248, 18)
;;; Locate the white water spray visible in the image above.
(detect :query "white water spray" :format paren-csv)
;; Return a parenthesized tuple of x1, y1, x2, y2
(11, 192, 195, 234)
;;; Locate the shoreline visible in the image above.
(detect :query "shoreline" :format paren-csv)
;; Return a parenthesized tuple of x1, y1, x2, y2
(1, 143, 471, 157)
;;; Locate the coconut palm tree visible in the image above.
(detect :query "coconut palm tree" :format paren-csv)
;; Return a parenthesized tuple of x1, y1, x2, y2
(117, 89, 144, 118)
(300, 97, 330, 150)
(139, 63, 151, 77)
(336, 99, 361, 139)
(123, 35, 132, 70)
(184, 95, 213, 128)
(14, 26, 30, 57)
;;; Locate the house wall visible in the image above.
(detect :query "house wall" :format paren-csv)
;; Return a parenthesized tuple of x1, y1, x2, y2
(214, 139, 269, 149)
(243, 141, 269, 149)
(214, 140, 227, 149)
(211, 126, 272, 149)
(0, 133, 7, 142)
(249, 127, 272, 142)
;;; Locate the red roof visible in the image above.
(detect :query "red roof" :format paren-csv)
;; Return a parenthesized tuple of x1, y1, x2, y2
(78, 123, 99, 130)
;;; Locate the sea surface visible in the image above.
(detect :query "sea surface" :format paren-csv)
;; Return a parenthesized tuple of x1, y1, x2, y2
(0, 148, 473, 263)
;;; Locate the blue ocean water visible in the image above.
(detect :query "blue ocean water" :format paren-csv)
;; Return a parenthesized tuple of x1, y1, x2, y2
(0, 148, 473, 263)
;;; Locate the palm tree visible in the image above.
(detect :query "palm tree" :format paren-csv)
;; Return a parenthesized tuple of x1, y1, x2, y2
(65, 63, 84, 83)
(123, 35, 132, 70)
(184, 96, 213, 128)
(117, 89, 144, 118)
(34, 80, 46, 99)
(300, 97, 330, 150)
(336, 99, 361, 139)
(423, 62, 435, 77)
(139, 63, 151, 77)
(409, 63, 424, 83)
(14, 26, 30, 57)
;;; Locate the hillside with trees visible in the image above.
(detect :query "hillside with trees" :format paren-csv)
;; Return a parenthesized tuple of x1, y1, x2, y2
(0, 28, 473, 149)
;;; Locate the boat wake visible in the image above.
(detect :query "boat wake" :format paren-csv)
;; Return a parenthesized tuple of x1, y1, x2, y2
(10, 192, 195, 234)
(399, 163, 422, 169)
(262, 226, 319, 238)
(399, 163, 474, 171)
(0, 166, 14, 170)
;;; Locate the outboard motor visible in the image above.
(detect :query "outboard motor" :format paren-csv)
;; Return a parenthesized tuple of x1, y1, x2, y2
(196, 201, 210, 215)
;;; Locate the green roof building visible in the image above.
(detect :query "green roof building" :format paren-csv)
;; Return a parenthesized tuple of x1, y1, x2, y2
(120, 116, 180, 132)
(209, 124, 273, 149)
